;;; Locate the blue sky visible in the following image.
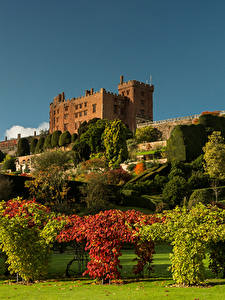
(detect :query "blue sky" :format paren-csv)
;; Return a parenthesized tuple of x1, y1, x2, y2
(1, 0, 225, 140)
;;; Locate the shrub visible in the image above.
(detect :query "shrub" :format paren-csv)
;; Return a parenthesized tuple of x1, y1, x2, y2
(188, 171, 210, 189)
(127, 163, 136, 172)
(35, 136, 45, 153)
(17, 138, 30, 156)
(59, 131, 71, 147)
(105, 167, 132, 185)
(30, 138, 38, 154)
(167, 124, 207, 162)
(162, 176, 188, 207)
(51, 130, 62, 148)
(135, 126, 162, 143)
(71, 133, 78, 143)
(188, 188, 213, 209)
(43, 134, 52, 150)
(2, 157, 16, 171)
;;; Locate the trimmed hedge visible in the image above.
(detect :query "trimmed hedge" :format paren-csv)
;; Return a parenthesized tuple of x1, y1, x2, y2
(167, 124, 207, 162)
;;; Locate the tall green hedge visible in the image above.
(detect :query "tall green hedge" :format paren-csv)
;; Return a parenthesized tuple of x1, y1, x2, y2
(198, 114, 225, 136)
(167, 124, 207, 162)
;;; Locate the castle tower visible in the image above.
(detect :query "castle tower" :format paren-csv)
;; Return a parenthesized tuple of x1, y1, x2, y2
(118, 76, 154, 131)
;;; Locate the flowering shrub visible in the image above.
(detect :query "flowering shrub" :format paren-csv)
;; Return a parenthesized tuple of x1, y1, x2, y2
(0, 198, 65, 282)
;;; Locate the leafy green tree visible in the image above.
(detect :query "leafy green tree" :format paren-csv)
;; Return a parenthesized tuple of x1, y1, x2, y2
(35, 136, 45, 153)
(80, 119, 108, 153)
(59, 131, 71, 147)
(43, 134, 52, 150)
(203, 131, 225, 201)
(30, 138, 38, 154)
(51, 130, 62, 148)
(135, 126, 162, 143)
(103, 120, 128, 168)
(17, 138, 30, 156)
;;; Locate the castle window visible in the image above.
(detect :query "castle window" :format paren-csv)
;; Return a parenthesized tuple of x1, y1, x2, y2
(75, 105, 78, 110)
(141, 91, 145, 97)
(92, 104, 96, 113)
(64, 114, 68, 119)
(64, 106, 69, 111)
(84, 102, 87, 107)
(126, 90, 130, 96)
(79, 111, 82, 117)
(84, 110, 87, 116)
(56, 117, 59, 122)
(122, 92, 125, 96)
(140, 109, 145, 116)
(57, 109, 59, 114)
(79, 103, 82, 109)
(141, 99, 145, 105)
(75, 113, 78, 118)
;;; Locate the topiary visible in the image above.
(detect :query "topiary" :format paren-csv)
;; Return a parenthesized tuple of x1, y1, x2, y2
(188, 189, 212, 209)
(35, 137, 45, 154)
(17, 138, 30, 157)
(30, 138, 38, 154)
(51, 130, 62, 148)
(59, 131, 71, 147)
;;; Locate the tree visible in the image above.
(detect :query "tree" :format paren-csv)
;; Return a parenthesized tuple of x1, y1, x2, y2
(203, 131, 225, 201)
(35, 136, 45, 153)
(30, 138, 38, 154)
(51, 130, 62, 148)
(72, 140, 91, 165)
(26, 151, 73, 212)
(43, 134, 52, 150)
(59, 131, 71, 147)
(17, 138, 30, 156)
(135, 126, 162, 143)
(104, 120, 128, 169)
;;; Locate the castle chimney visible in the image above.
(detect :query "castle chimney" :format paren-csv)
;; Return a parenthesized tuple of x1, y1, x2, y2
(17, 134, 21, 139)
(34, 131, 36, 137)
(120, 75, 124, 84)
(5, 136, 7, 141)
(90, 88, 94, 95)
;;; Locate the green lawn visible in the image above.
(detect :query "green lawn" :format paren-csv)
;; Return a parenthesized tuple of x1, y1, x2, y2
(0, 244, 225, 299)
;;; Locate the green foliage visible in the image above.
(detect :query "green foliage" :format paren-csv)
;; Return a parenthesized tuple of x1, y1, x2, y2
(0, 198, 64, 282)
(190, 154, 204, 172)
(188, 188, 212, 209)
(167, 124, 208, 162)
(139, 204, 225, 286)
(168, 167, 185, 180)
(17, 138, 30, 157)
(127, 163, 136, 172)
(59, 131, 71, 147)
(198, 114, 225, 136)
(208, 241, 225, 278)
(71, 133, 78, 143)
(162, 176, 188, 207)
(51, 130, 62, 148)
(135, 126, 162, 143)
(203, 131, 225, 180)
(79, 119, 108, 153)
(43, 134, 52, 150)
(72, 140, 91, 165)
(2, 156, 16, 171)
(103, 120, 129, 168)
(30, 138, 38, 154)
(35, 136, 45, 153)
(187, 171, 209, 190)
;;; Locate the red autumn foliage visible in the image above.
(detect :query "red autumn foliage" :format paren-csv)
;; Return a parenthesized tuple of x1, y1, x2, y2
(57, 209, 163, 280)
(105, 167, 132, 185)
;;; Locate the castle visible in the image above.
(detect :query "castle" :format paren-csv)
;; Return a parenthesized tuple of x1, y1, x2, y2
(49, 76, 154, 133)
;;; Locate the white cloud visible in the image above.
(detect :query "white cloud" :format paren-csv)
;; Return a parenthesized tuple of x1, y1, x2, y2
(4, 122, 49, 139)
